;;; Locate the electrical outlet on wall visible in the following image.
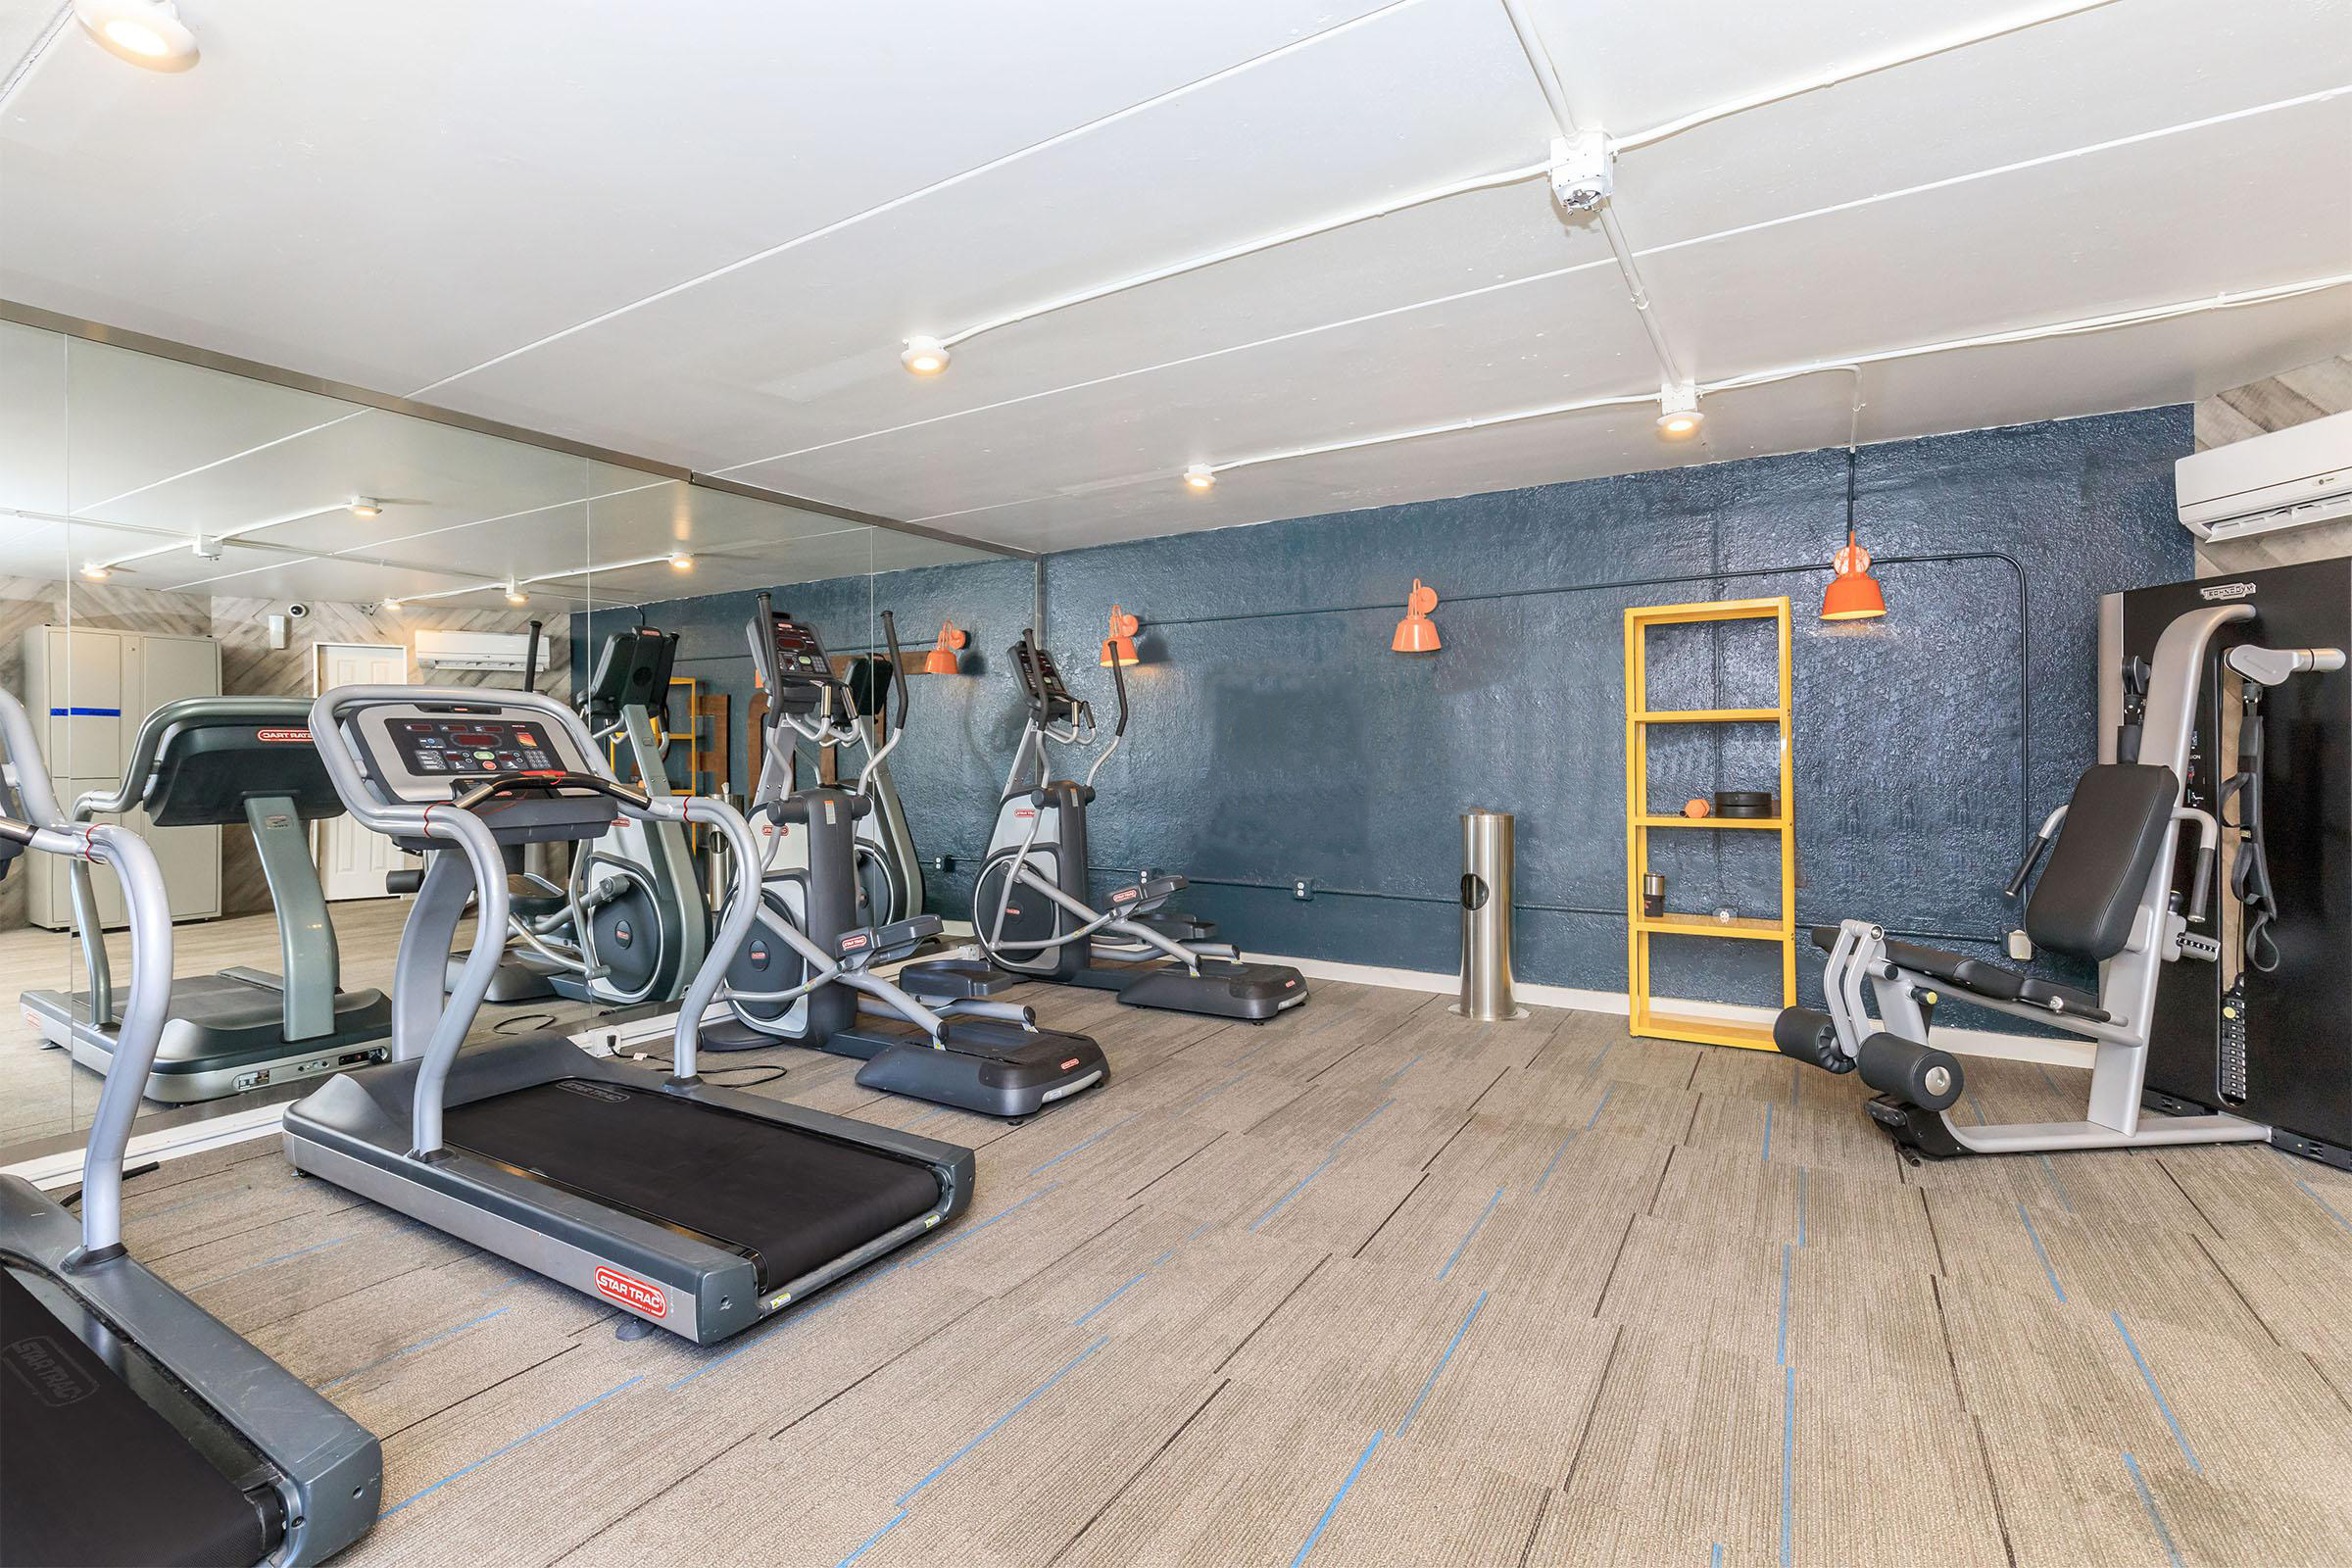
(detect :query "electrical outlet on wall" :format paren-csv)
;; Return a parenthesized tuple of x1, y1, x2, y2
(1293, 879, 1313, 901)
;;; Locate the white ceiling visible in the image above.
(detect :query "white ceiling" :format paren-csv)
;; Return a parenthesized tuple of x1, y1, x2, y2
(3, 0, 2349, 567)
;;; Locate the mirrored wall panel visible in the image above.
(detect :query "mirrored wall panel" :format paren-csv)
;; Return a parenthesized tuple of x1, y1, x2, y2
(0, 315, 1014, 1163)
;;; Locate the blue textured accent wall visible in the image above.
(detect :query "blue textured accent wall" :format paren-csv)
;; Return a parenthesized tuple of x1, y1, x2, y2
(573, 554, 1035, 921)
(579, 407, 2194, 1028)
(1038, 409, 2194, 1020)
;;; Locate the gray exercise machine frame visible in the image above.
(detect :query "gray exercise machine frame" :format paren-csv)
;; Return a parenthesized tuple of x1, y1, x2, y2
(282, 684, 969, 1343)
(979, 673, 1242, 978)
(1809, 602, 2338, 1155)
(0, 688, 380, 1565)
(25, 695, 390, 1102)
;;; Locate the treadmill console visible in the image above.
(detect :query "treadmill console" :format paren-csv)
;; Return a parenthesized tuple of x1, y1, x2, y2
(1013, 640, 1080, 724)
(760, 613, 842, 718)
(383, 716, 563, 778)
(344, 702, 614, 844)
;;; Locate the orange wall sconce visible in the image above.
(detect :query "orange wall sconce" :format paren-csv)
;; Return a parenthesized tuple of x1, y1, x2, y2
(1101, 604, 1142, 667)
(923, 619, 969, 674)
(1392, 579, 1442, 653)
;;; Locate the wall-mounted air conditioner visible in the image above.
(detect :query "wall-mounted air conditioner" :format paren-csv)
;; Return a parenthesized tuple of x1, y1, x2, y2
(2178, 410, 2352, 543)
(414, 628, 530, 671)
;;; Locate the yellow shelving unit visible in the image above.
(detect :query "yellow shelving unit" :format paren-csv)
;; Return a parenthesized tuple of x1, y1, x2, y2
(1624, 596, 1795, 1051)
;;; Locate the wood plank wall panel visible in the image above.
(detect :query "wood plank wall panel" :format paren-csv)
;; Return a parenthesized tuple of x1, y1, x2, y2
(3, 580, 572, 926)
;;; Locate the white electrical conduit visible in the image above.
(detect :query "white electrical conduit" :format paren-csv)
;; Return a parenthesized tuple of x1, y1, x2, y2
(1494, 0, 1685, 387)
(911, 0, 2147, 389)
(932, 159, 1552, 353)
(1616, 0, 2130, 151)
(1200, 272, 2352, 478)
(91, 499, 354, 570)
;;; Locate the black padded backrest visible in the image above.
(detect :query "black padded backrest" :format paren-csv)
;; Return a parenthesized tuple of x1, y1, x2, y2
(2025, 763, 2179, 961)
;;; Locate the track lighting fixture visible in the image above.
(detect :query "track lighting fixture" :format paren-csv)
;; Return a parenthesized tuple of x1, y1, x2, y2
(1183, 465, 1215, 492)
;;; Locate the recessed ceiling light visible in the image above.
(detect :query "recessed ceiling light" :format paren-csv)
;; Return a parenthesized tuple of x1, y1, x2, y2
(79, 563, 113, 581)
(1183, 465, 1215, 492)
(668, 553, 694, 571)
(74, 1, 199, 72)
(1656, 382, 1704, 441)
(348, 497, 384, 517)
(900, 335, 951, 377)
(504, 583, 527, 606)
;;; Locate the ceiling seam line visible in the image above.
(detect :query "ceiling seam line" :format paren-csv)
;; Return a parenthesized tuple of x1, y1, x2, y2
(396, 0, 1436, 402)
(929, 270, 2350, 509)
(725, 80, 2347, 474)
(1632, 82, 2352, 265)
(1617, 0, 2130, 150)
(76, 410, 370, 514)
(712, 255, 1625, 473)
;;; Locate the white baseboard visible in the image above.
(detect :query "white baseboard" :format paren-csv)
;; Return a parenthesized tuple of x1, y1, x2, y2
(3, 1102, 288, 1190)
(1254, 951, 2094, 1069)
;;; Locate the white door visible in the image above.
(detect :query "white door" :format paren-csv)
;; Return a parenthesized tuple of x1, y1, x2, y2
(314, 643, 411, 900)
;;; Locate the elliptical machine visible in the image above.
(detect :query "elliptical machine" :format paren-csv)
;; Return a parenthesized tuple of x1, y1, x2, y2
(905, 630, 1308, 1022)
(700, 598, 1108, 1118)
(451, 624, 707, 1008)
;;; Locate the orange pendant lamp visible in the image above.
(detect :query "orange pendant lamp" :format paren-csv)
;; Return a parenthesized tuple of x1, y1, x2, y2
(923, 619, 968, 674)
(1392, 579, 1442, 652)
(1100, 605, 1141, 667)
(1821, 445, 1886, 621)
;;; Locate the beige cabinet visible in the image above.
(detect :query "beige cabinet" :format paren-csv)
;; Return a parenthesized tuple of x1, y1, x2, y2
(20, 625, 223, 929)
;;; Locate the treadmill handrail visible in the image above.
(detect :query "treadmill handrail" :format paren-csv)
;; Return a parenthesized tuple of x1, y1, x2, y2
(309, 684, 765, 1123)
(0, 689, 173, 1259)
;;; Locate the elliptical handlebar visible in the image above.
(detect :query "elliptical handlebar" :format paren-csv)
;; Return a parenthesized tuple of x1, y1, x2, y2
(882, 610, 907, 743)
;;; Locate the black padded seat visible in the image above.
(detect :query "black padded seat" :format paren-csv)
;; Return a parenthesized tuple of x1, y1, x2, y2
(1807, 926, 2107, 1020)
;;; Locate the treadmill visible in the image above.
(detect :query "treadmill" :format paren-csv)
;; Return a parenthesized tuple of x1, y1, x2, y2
(22, 697, 392, 1102)
(0, 689, 381, 1568)
(279, 682, 975, 1345)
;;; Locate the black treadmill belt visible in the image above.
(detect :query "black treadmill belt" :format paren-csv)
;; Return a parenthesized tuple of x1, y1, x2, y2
(0, 1268, 275, 1568)
(441, 1080, 943, 1290)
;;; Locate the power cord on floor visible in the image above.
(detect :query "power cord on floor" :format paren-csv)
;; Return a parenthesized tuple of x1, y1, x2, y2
(491, 1012, 563, 1036)
(607, 1048, 789, 1089)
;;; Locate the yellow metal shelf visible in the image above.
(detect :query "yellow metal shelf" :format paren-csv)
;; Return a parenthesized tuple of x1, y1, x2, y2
(1625, 594, 1796, 1056)
(1630, 709, 1785, 724)
(1632, 1009, 1781, 1053)
(1635, 913, 1790, 941)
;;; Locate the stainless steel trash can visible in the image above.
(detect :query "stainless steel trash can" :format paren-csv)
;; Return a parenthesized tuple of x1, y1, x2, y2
(1451, 808, 1528, 1021)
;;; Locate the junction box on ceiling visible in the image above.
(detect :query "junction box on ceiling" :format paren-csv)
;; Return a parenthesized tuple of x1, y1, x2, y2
(1547, 131, 1613, 214)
